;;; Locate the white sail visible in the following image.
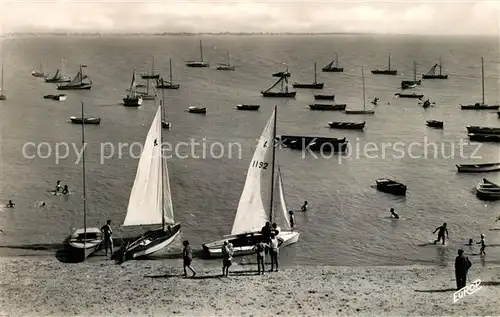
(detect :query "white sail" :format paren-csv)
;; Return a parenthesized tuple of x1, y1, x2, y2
(231, 109, 276, 235)
(276, 166, 291, 230)
(162, 137, 174, 224)
(123, 105, 168, 226)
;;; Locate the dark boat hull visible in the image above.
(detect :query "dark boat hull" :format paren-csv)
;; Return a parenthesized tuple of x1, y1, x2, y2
(322, 67, 344, 72)
(116, 223, 181, 262)
(123, 97, 142, 107)
(456, 163, 500, 173)
(237, 105, 260, 111)
(466, 126, 500, 135)
(261, 91, 296, 98)
(43, 94, 67, 101)
(375, 179, 407, 196)
(272, 72, 291, 77)
(186, 62, 209, 68)
(162, 121, 171, 129)
(426, 120, 443, 128)
(292, 83, 324, 89)
(468, 133, 500, 142)
(279, 135, 348, 152)
(461, 104, 500, 110)
(395, 93, 423, 99)
(57, 84, 92, 90)
(70, 117, 101, 125)
(401, 80, 421, 89)
(45, 77, 71, 83)
(0, 95, 5, 101)
(328, 121, 365, 130)
(314, 94, 335, 100)
(309, 104, 346, 111)
(141, 74, 160, 79)
(422, 74, 448, 79)
(371, 70, 397, 75)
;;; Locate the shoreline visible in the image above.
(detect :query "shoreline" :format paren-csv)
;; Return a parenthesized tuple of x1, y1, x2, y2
(1, 256, 499, 316)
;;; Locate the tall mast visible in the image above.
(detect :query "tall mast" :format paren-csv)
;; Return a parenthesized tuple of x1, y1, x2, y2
(335, 52, 339, 67)
(481, 57, 485, 104)
(413, 61, 417, 82)
(439, 56, 442, 75)
(362, 67, 366, 111)
(161, 101, 165, 230)
(314, 62, 317, 83)
(388, 53, 391, 71)
(227, 50, 230, 65)
(199, 40, 203, 62)
(269, 105, 278, 222)
(81, 101, 87, 252)
(161, 85, 166, 121)
(1, 45, 3, 92)
(146, 78, 150, 95)
(151, 56, 155, 75)
(169, 58, 173, 82)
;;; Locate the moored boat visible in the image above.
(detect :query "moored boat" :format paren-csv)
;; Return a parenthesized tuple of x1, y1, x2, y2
(345, 67, 375, 114)
(375, 178, 407, 196)
(31, 63, 46, 77)
(140, 56, 160, 79)
(468, 133, 500, 142)
(426, 120, 443, 128)
(202, 106, 299, 258)
(461, 57, 499, 110)
(314, 94, 335, 100)
(43, 94, 67, 101)
(422, 57, 448, 79)
(57, 65, 92, 90)
(401, 61, 421, 89)
(123, 69, 143, 107)
(371, 53, 397, 75)
(69, 116, 101, 125)
(476, 178, 500, 200)
(309, 104, 346, 111)
(45, 60, 71, 83)
(395, 92, 424, 99)
(292, 62, 324, 89)
(279, 135, 348, 152)
(156, 59, 180, 89)
(261, 71, 296, 98)
(186, 40, 209, 67)
(216, 50, 235, 70)
(328, 121, 365, 130)
(466, 126, 500, 135)
(456, 163, 500, 173)
(236, 104, 260, 111)
(188, 105, 207, 114)
(322, 52, 343, 72)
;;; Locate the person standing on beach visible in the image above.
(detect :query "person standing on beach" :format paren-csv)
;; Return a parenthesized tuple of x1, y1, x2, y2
(269, 233, 282, 272)
(182, 240, 196, 277)
(272, 223, 280, 236)
(455, 249, 472, 290)
(6, 200, 14, 208)
(433, 223, 448, 245)
(289, 210, 295, 228)
(221, 241, 233, 277)
(100, 220, 113, 257)
(261, 222, 272, 242)
(253, 240, 267, 275)
(476, 234, 486, 255)
(301, 201, 308, 212)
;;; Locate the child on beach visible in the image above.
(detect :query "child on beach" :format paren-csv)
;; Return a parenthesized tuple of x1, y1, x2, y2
(221, 241, 233, 277)
(253, 241, 267, 275)
(182, 240, 196, 277)
(476, 234, 486, 255)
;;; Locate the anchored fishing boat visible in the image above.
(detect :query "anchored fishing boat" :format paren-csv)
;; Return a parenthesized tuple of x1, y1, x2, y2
(141, 56, 160, 79)
(375, 178, 407, 196)
(426, 120, 443, 128)
(45, 59, 72, 83)
(216, 50, 235, 70)
(156, 58, 180, 89)
(328, 121, 365, 130)
(345, 67, 375, 114)
(292, 62, 324, 89)
(236, 104, 260, 111)
(43, 94, 67, 101)
(476, 178, 500, 201)
(371, 53, 397, 75)
(202, 106, 299, 258)
(456, 163, 500, 173)
(422, 57, 448, 79)
(115, 105, 181, 262)
(66, 101, 103, 261)
(123, 70, 143, 107)
(186, 40, 209, 68)
(468, 133, 500, 142)
(401, 61, 421, 89)
(322, 52, 343, 72)
(261, 71, 296, 98)
(309, 104, 346, 111)
(461, 57, 499, 110)
(57, 65, 92, 90)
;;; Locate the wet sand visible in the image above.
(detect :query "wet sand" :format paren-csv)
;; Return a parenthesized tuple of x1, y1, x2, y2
(1, 256, 499, 316)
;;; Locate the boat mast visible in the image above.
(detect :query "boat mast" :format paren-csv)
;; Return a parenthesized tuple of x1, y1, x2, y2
(413, 61, 416, 82)
(362, 67, 366, 111)
(439, 56, 442, 76)
(151, 56, 155, 76)
(199, 40, 204, 62)
(481, 57, 485, 104)
(1, 47, 3, 92)
(314, 62, 317, 84)
(161, 102, 165, 231)
(81, 101, 87, 252)
(335, 52, 339, 68)
(388, 53, 391, 71)
(169, 58, 173, 82)
(268, 105, 278, 222)
(227, 50, 230, 66)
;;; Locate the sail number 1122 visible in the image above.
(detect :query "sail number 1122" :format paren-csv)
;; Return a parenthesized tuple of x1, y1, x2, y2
(251, 160, 268, 169)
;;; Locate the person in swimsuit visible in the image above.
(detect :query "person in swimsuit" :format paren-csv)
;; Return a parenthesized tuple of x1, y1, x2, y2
(55, 180, 62, 193)
(476, 234, 486, 255)
(6, 200, 14, 208)
(289, 210, 295, 228)
(100, 220, 113, 257)
(182, 240, 196, 277)
(433, 223, 449, 245)
(253, 240, 267, 275)
(301, 201, 308, 212)
(62, 185, 70, 195)
(221, 240, 233, 277)
(390, 208, 399, 219)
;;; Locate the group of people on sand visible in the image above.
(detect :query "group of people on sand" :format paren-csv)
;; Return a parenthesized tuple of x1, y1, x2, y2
(54, 180, 70, 195)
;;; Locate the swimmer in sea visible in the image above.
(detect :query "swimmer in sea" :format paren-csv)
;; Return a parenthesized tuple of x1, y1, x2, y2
(6, 200, 14, 208)
(390, 208, 399, 219)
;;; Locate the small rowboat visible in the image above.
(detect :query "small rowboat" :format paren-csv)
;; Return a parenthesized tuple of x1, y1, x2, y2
(188, 106, 207, 114)
(69, 117, 101, 125)
(456, 163, 500, 173)
(375, 178, 407, 196)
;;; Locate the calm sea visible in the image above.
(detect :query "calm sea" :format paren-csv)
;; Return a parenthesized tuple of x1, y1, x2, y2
(0, 35, 499, 266)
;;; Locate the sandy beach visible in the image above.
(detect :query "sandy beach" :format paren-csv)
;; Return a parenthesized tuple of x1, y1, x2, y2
(1, 256, 499, 316)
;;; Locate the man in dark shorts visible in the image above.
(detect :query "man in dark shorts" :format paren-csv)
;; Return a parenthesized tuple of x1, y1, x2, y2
(100, 220, 113, 257)
(182, 240, 196, 277)
(261, 222, 272, 242)
(455, 249, 472, 290)
(221, 240, 233, 277)
(254, 240, 266, 275)
(433, 223, 449, 245)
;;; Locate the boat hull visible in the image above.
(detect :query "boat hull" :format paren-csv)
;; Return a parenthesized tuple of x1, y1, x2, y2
(292, 83, 324, 89)
(395, 93, 423, 99)
(328, 121, 365, 130)
(261, 91, 296, 98)
(466, 126, 500, 135)
(422, 74, 448, 79)
(322, 67, 343, 72)
(371, 70, 397, 75)
(188, 106, 207, 114)
(272, 72, 291, 77)
(461, 104, 500, 110)
(216, 65, 235, 70)
(456, 163, 500, 173)
(202, 231, 300, 258)
(375, 179, 407, 196)
(401, 80, 421, 89)
(279, 135, 348, 152)
(426, 120, 443, 128)
(57, 84, 92, 90)
(162, 121, 171, 129)
(314, 94, 335, 100)
(141, 74, 160, 80)
(309, 104, 346, 111)
(476, 179, 500, 200)
(468, 133, 500, 142)
(43, 94, 67, 101)
(0, 95, 5, 101)
(118, 223, 181, 261)
(123, 96, 143, 107)
(186, 62, 209, 68)
(345, 110, 375, 114)
(45, 77, 72, 83)
(70, 117, 101, 125)
(156, 83, 180, 89)
(237, 104, 260, 111)
(68, 227, 103, 259)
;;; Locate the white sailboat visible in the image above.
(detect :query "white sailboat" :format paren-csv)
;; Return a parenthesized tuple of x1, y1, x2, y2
(202, 106, 300, 257)
(0, 45, 5, 101)
(67, 101, 103, 260)
(116, 105, 180, 262)
(123, 69, 143, 107)
(345, 67, 375, 115)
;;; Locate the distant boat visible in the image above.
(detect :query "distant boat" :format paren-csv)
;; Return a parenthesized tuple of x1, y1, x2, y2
(186, 40, 210, 68)
(141, 56, 160, 79)
(279, 135, 348, 152)
(137, 77, 156, 100)
(322, 52, 344, 72)
(426, 120, 443, 128)
(401, 61, 421, 89)
(456, 163, 500, 173)
(468, 133, 500, 142)
(261, 71, 296, 98)
(292, 62, 324, 89)
(309, 104, 346, 111)
(375, 178, 407, 196)
(66, 101, 103, 260)
(43, 94, 67, 101)
(188, 105, 207, 114)
(328, 121, 365, 130)
(236, 104, 260, 111)
(70, 116, 101, 125)
(466, 126, 500, 135)
(314, 94, 335, 100)
(476, 178, 500, 201)
(395, 92, 424, 99)
(345, 67, 375, 114)
(31, 62, 46, 77)
(57, 65, 92, 90)
(0, 50, 6, 100)
(422, 57, 448, 79)
(156, 58, 180, 89)
(123, 70, 143, 107)
(216, 50, 235, 71)
(371, 53, 397, 75)
(461, 57, 499, 110)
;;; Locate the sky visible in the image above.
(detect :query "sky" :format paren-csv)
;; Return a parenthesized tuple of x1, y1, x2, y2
(0, 1, 499, 35)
